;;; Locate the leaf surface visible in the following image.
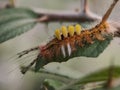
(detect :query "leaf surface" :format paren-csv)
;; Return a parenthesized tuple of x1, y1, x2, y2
(0, 8, 38, 43)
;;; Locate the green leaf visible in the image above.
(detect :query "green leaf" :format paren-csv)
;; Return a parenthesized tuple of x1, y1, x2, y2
(112, 86, 120, 90)
(43, 81, 55, 90)
(93, 86, 120, 90)
(76, 35, 112, 57)
(52, 34, 113, 63)
(44, 79, 63, 90)
(57, 66, 120, 90)
(0, 8, 38, 43)
(77, 66, 120, 84)
(35, 55, 48, 72)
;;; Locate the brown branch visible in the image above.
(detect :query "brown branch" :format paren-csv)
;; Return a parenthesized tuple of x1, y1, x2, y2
(100, 0, 119, 24)
(81, 0, 89, 13)
(34, 0, 119, 24)
(34, 0, 100, 23)
(0, 3, 10, 9)
(106, 63, 114, 88)
(36, 11, 100, 22)
(105, 61, 120, 88)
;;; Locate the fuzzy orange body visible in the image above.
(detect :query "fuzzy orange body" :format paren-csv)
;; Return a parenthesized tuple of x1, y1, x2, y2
(39, 22, 110, 62)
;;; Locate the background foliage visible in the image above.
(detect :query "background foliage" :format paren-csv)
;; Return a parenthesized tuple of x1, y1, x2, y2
(0, 0, 120, 90)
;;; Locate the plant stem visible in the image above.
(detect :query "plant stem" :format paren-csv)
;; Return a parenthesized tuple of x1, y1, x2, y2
(30, 68, 74, 84)
(81, 0, 88, 13)
(9, 0, 15, 7)
(100, 0, 119, 24)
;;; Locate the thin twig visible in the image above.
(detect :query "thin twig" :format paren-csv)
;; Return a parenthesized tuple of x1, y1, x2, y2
(30, 68, 74, 84)
(106, 61, 114, 88)
(100, 0, 119, 24)
(81, 0, 88, 13)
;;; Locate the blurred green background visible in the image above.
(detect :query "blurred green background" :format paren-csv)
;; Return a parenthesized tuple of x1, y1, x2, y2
(0, 0, 120, 90)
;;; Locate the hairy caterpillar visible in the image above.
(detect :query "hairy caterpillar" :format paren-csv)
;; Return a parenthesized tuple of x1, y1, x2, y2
(41, 22, 110, 59)
(17, 0, 118, 74)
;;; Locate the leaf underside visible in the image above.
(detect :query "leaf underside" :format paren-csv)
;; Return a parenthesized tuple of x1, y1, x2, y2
(55, 34, 113, 63)
(0, 8, 38, 43)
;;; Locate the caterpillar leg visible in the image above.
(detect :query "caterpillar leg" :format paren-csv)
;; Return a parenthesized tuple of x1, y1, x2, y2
(17, 46, 39, 58)
(20, 55, 39, 74)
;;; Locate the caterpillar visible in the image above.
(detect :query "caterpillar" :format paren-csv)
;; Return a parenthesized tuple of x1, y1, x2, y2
(18, 0, 118, 74)
(41, 22, 110, 60)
